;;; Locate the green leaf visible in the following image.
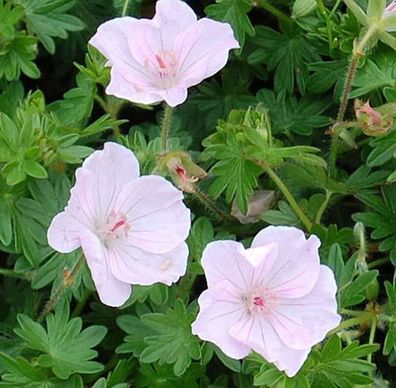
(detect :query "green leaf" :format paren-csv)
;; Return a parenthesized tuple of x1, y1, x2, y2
(339, 270, 379, 308)
(257, 89, 331, 135)
(205, 0, 254, 50)
(18, 0, 84, 54)
(249, 27, 321, 97)
(206, 130, 261, 213)
(138, 300, 201, 376)
(14, 304, 106, 379)
(353, 185, 396, 263)
(309, 336, 378, 387)
(351, 51, 396, 98)
(187, 217, 214, 262)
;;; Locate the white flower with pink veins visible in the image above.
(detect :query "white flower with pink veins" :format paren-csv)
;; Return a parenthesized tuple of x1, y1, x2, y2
(192, 226, 341, 377)
(47, 142, 191, 307)
(89, 0, 239, 107)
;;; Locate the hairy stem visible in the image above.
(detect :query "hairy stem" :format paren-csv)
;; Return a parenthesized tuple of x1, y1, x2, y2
(252, 0, 293, 25)
(315, 190, 332, 224)
(0, 268, 29, 280)
(328, 314, 372, 335)
(368, 257, 389, 269)
(161, 104, 173, 151)
(122, 0, 130, 16)
(328, 25, 378, 177)
(260, 162, 313, 232)
(192, 186, 234, 224)
(38, 255, 85, 322)
(367, 316, 377, 365)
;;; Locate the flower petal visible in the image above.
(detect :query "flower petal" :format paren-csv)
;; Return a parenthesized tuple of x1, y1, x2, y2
(154, 0, 197, 43)
(201, 241, 253, 292)
(174, 18, 239, 87)
(229, 314, 310, 377)
(47, 168, 96, 252)
(108, 242, 188, 286)
(115, 175, 190, 254)
(191, 282, 251, 359)
(79, 142, 140, 221)
(106, 66, 163, 105)
(89, 17, 136, 66)
(270, 265, 341, 350)
(81, 231, 131, 307)
(201, 241, 277, 292)
(47, 212, 82, 253)
(251, 226, 321, 297)
(160, 86, 188, 107)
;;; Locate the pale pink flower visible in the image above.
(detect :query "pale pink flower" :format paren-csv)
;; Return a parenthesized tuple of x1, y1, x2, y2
(192, 226, 341, 377)
(384, 1, 396, 16)
(47, 142, 190, 307)
(89, 0, 239, 107)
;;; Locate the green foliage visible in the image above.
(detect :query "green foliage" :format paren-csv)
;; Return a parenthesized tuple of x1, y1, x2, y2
(249, 26, 321, 97)
(353, 185, 396, 263)
(0, 2, 40, 81)
(0, 0, 396, 385)
(256, 89, 331, 135)
(14, 304, 106, 379)
(117, 300, 201, 376)
(249, 336, 378, 387)
(205, 0, 254, 50)
(16, 0, 84, 54)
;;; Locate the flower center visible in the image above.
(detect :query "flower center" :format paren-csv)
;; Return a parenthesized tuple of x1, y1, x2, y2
(145, 50, 178, 88)
(97, 210, 130, 243)
(244, 288, 277, 315)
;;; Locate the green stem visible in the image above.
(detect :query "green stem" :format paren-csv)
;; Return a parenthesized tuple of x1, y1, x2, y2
(261, 162, 313, 232)
(0, 268, 29, 280)
(328, 25, 378, 178)
(367, 316, 377, 365)
(367, 257, 389, 269)
(192, 186, 234, 224)
(72, 289, 91, 318)
(328, 314, 371, 335)
(94, 96, 121, 138)
(161, 104, 173, 151)
(38, 255, 85, 323)
(315, 190, 332, 224)
(121, 0, 130, 16)
(340, 308, 366, 317)
(252, 0, 293, 25)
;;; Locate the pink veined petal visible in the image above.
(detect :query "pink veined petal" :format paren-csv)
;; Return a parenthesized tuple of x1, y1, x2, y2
(174, 18, 239, 87)
(106, 66, 163, 105)
(89, 17, 136, 66)
(81, 231, 131, 307)
(108, 242, 188, 286)
(47, 168, 97, 252)
(251, 226, 321, 298)
(78, 142, 140, 222)
(154, 0, 197, 45)
(270, 265, 341, 350)
(201, 241, 254, 292)
(191, 282, 251, 359)
(115, 175, 190, 254)
(160, 86, 188, 107)
(47, 211, 83, 253)
(229, 314, 310, 378)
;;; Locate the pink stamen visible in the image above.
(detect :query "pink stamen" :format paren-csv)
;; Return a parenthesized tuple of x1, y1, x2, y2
(253, 296, 265, 307)
(176, 165, 187, 182)
(155, 54, 167, 69)
(110, 218, 126, 232)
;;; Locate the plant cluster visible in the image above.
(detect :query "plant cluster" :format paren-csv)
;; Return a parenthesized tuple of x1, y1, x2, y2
(1, 0, 396, 387)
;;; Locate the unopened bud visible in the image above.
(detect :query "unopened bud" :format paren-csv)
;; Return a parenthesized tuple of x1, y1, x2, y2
(165, 152, 207, 193)
(355, 100, 393, 136)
